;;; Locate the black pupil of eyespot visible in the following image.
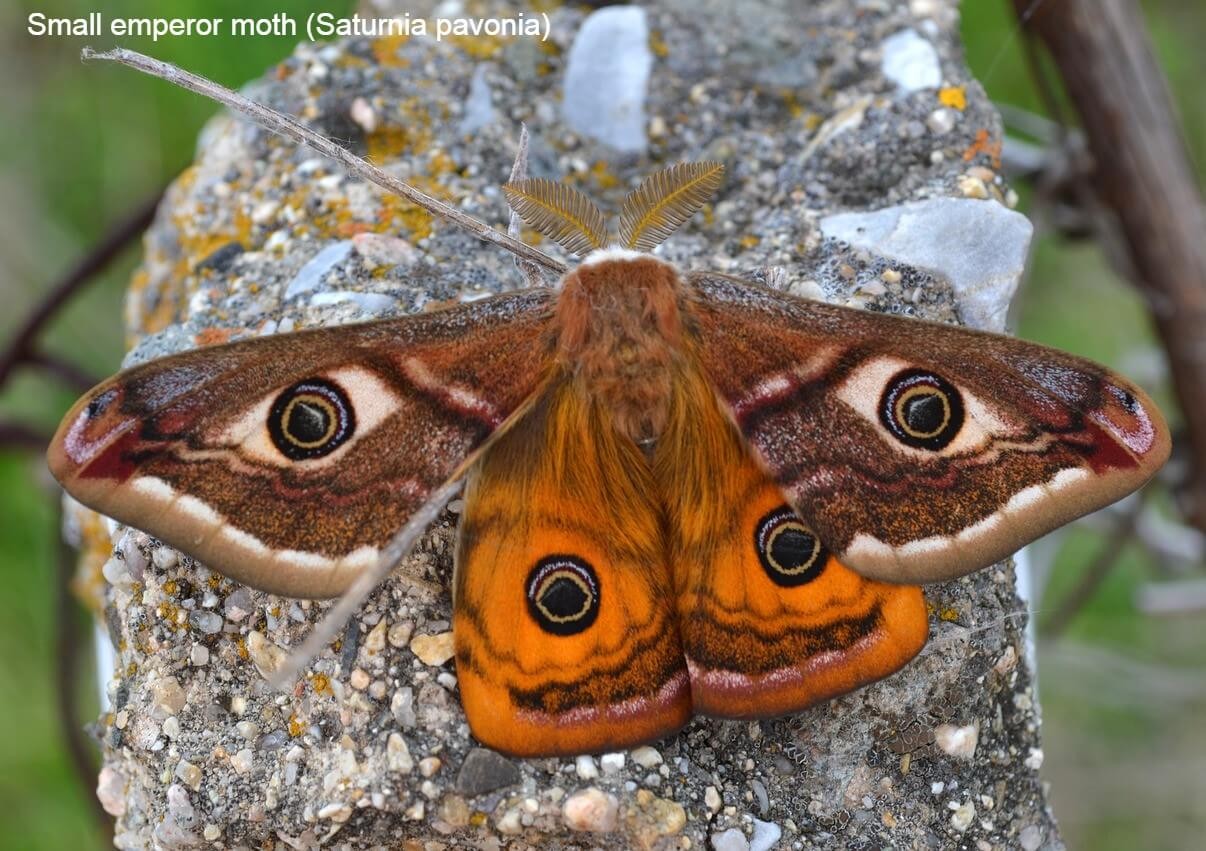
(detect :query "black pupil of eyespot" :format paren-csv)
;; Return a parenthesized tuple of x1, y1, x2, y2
(525, 556, 600, 636)
(880, 369, 964, 451)
(755, 507, 826, 587)
(288, 399, 330, 442)
(902, 392, 945, 435)
(268, 378, 353, 460)
(770, 525, 814, 570)
(541, 576, 587, 619)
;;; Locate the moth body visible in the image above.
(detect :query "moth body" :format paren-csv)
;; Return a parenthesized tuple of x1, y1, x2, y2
(555, 252, 685, 443)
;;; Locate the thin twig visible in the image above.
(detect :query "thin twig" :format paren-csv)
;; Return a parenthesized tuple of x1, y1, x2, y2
(24, 349, 100, 394)
(82, 48, 567, 277)
(268, 480, 463, 689)
(507, 125, 549, 288)
(1040, 493, 1147, 638)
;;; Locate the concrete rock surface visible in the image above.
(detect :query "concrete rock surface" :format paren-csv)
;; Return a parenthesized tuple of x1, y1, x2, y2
(76, 1, 1062, 848)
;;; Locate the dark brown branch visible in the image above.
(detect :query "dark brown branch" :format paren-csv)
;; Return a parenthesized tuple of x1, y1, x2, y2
(0, 189, 162, 391)
(0, 421, 52, 451)
(23, 350, 100, 394)
(1014, 0, 1206, 532)
(53, 501, 114, 841)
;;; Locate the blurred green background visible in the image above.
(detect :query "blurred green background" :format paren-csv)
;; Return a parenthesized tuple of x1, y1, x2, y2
(0, 1, 1202, 849)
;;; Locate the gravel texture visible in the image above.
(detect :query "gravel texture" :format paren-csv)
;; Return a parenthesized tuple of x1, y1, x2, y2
(70, 1, 1063, 848)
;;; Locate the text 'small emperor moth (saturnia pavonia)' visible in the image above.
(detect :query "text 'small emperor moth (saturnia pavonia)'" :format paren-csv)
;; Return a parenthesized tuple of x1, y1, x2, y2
(49, 49, 1169, 757)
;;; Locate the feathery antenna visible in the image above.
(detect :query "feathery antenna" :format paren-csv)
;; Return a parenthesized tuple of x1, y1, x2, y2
(619, 161, 724, 251)
(502, 179, 609, 257)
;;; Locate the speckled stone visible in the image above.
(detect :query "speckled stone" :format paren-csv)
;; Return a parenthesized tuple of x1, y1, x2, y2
(75, 0, 1061, 847)
(454, 748, 521, 797)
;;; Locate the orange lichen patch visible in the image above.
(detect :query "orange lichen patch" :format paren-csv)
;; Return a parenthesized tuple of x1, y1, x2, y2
(157, 601, 181, 627)
(310, 673, 333, 696)
(69, 507, 115, 617)
(778, 90, 805, 119)
(446, 34, 510, 59)
(287, 715, 308, 737)
(962, 128, 1002, 168)
(589, 160, 619, 191)
(938, 606, 961, 623)
(938, 85, 967, 110)
(649, 30, 670, 58)
(371, 35, 412, 67)
(194, 327, 235, 347)
(235, 637, 250, 660)
(738, 234, 761, 249)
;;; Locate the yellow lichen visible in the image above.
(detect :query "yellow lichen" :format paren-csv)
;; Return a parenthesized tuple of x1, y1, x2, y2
(446, 34, 509, 59)
(649, 30, 669, 58)
(371, 35, 412, 68)
(738, 234, 761, 249)
(938, 85, 967, 111)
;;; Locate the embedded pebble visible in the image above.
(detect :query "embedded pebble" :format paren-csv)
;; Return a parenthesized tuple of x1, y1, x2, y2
(246, 631, 288, 679)
(927, 107, 956, 135)
(317, 802, 352, 823)
(631, 745, 663, 768)
(231, 748, 254, 774)
(165, 784, 195, 827)
(496, 807, 523, 834)
(175, 760, 202, 790)
(223, 588, 253, 622)
(96, 766, 127, 817)
(419, 756, 442, 778)
(459, 65, 496, 135)
(118, 534, 148, 579)
(188, 610, 223, 635)
(705, 785, 722, 813)
(284, 241, 353, 298)
(386, 733, 414, 774)
(409, 631, 455, 666)
(562, 6, 651, 152)
(189, 644, 209, 666)
(391, 687, 417, 727)
(102, 556, 135, 587)
(950, 800, 976, 832)
(600, 752, 626, 774)
(349, 96, 377, 133)
(563, 787, 619, 833)
(750, 818, 782, 851)
(455, 747, 521, 796)
(575, 754, 599, 780)
(820, 198, 1033, 331)
(308, 290, 399, 313)
(711, 827, 749, 851)
(1025, 747, 1045, 770)
(935, 722, 980, 760)
(881, 29, 941, 92)
(151, 547, 179, 570)
(387, 620, 414, 648)
(1020, 824, 1045, 850)
(149, 677, 186, 719)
